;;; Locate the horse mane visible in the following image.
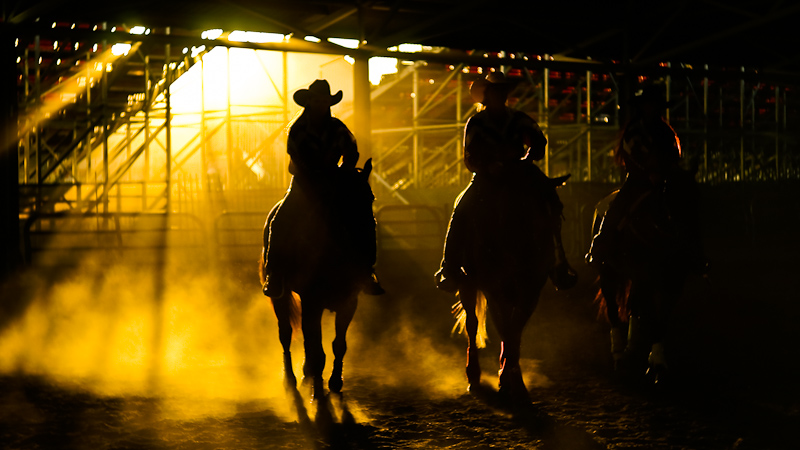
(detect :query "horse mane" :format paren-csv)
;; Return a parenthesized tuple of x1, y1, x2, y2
(451, 292, 488, 348)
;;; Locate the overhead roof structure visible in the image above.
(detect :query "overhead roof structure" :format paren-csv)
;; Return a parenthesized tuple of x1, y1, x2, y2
(6, 0, 800, 85)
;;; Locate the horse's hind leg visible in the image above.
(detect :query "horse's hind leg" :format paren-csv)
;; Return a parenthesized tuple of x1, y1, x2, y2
(329, 294, 357, 393)
(460, 285, 482, 388)
(270, 293, 297, 388)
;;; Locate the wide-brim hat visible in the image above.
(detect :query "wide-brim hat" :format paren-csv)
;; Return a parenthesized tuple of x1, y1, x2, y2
(293, 79, 343, 107)
(470, 71, 512, 104)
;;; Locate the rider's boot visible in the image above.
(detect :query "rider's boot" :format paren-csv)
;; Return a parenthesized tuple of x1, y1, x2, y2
(550, 219, 578, 290)
(263, 270, 285, 298)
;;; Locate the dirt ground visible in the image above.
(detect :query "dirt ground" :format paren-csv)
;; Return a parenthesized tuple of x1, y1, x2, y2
(1, 183, 799, 449)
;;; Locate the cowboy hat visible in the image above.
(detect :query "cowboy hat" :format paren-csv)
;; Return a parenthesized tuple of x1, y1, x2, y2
(293, 79, 343, 107)
(469, 71, 512, 104)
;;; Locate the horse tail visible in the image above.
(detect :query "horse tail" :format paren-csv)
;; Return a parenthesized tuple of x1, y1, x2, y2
(451, 291, 488, 349)
(594, 276, 631, 325)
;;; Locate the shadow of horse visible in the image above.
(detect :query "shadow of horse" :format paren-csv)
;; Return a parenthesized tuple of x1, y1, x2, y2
(588, 171, 705, 384)
(259, 161, 374, 400)
(285, 383, 377, 449)
(449, 175, 570, 403)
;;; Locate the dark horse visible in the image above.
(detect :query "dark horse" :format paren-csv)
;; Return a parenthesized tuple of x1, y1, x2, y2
(259, 161, 374, 398)
(588, 170, 704, 382)
(450, 174, 569, 401)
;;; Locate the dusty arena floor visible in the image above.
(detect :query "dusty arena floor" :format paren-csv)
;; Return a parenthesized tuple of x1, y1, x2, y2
(1, 183, 799, 449)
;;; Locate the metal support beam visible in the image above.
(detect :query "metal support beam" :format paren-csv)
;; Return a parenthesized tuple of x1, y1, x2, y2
(354, 54, 372, 163)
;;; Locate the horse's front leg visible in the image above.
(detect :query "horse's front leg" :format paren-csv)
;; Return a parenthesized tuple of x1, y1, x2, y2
(301, 304, 326, 399)
(491, 302, 529, 400)
(459, 284, 482, 388)
(270, 292, 297, 388)
(329, 292, 358, 393)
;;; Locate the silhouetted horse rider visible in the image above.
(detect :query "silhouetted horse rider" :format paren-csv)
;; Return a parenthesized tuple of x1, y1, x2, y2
(587, 84, 706, 273)
(263, 79, 384, 297)
(435, 72, 577, 292)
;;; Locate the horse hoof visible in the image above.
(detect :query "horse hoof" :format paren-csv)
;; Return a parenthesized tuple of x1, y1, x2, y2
(328, 377, 343, 393)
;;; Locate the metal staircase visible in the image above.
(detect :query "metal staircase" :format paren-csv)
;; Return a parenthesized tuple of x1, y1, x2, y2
(18, 26, 212, 216)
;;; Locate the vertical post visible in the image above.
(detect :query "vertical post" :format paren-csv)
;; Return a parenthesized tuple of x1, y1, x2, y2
(456, 70, 463, 185)
(226, 47, 233, 190)
(1, 24, 22, 273)
(703, 65, 709, 181)
(353, 53, 372, 164)
(34, 35, 41, 186)
(144, 54, 150, 180)
(23, 47, 29, 183)
(200, 57, 207, 188)
(282, 51, 288, 187)
(412, 66, 419, 185)
(586, 66, 592, 181)
(665, 63, 671, 124)
(101, 23, 109, 214)
(775, 85, 780, 177)
(85, 51, 92, 175)
(543, 56, 550, 176)
(740, 67, 745, 181)
(165, 28, 172, 209)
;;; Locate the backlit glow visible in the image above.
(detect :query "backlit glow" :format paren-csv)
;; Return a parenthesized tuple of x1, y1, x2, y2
(130, 26, 147, 35)
(304, 35, 321, 43)
(398, 43, 423, 53)
(228, 31, 287, 43)
(201, 29, 223, 40)
(111, 43, 132, 56)
(328, 37, 359, 49)
(369, 57, 398, 85)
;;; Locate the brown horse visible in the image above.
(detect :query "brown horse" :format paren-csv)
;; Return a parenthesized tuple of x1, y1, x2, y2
(259, 161, 374, 398)
(450, 174, 569, 401)
(588, 171, 705, 383)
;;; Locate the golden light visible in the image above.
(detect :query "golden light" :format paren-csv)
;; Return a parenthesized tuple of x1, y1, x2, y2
(369, 57, 398, 85)
(201, 29, 223, 40)
(111, 43, 132, 56)
(190, 45, 205, 58)
(328, 37, 359, 49)
(304, 35, 321, 43)
(398, 43, 423, 53)
(228, 30, 287, 43)
(129, 26, 147, 35)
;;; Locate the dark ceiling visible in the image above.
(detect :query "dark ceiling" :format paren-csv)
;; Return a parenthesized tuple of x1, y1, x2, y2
(6, 0, 800, 83)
